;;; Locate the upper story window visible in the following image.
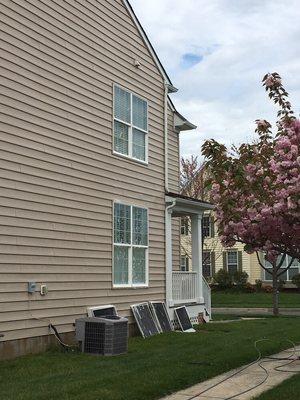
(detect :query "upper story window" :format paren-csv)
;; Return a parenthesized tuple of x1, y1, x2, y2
(113, 85, 148, 163)
(113, 202, 148, 287)
(202, 216, 211, 238)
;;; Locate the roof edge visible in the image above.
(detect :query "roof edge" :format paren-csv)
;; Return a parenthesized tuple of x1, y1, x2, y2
(123, 0, 177, 92)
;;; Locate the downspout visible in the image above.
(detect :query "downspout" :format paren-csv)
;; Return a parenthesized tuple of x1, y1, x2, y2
(165, 200, 176, 308)
(164, 82, 169, 192)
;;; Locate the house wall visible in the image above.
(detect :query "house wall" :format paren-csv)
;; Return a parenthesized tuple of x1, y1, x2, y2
(0, 0, 180, 351)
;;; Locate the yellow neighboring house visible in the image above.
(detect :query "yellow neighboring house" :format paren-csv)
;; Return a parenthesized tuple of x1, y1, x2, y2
(181, 213, 264, 284)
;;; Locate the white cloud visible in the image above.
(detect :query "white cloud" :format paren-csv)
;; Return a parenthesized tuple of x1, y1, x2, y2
(130, 0, 300, 158)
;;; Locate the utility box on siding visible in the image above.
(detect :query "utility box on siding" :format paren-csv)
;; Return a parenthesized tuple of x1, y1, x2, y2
(75, 316, 128, 356)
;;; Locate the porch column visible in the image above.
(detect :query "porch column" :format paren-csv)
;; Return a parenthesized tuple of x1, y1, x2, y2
(165, 207, 174, 306)
(191, 213, 204, 303)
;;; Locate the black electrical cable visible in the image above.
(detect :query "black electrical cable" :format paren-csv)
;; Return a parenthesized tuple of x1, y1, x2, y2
(49, 323, 77, 351)
(185, 339, 299, 400)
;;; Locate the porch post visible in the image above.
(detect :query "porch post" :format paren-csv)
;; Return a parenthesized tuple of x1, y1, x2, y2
(191, 213, 204, 303)
(165, 207, 174, 306)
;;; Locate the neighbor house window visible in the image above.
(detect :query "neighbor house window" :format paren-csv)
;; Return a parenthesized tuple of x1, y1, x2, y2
(181, 218, 189, 235)
(203, 251, 211, 278)
(180, 256, 189, 271)
(113, 203, 148, 286)
(226, 250, 238, 275)
(264, 255, 300, 282)
(113, 85, 148, 162)
(202, 216, 211, 238)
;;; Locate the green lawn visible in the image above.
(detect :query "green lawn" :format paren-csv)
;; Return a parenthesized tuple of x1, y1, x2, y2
(254, 373, 300, 400)
(212, 291, 300, 308)
(1, 317, 300, 400)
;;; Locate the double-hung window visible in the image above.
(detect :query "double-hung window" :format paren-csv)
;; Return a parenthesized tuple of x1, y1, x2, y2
(113, 203, 148, 287)
(202, 216, 211, 238)
(113, 85, 148, 163)
(226, 250, 238, 275)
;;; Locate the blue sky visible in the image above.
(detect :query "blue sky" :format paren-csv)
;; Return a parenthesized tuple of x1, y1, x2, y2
(130, 0, 300, 158)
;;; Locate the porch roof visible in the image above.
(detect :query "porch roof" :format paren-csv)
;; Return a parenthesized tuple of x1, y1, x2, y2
(165, 191, 214, 216)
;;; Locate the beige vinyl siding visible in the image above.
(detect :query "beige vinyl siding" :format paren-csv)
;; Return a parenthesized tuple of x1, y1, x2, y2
(0, 0, 170, 342)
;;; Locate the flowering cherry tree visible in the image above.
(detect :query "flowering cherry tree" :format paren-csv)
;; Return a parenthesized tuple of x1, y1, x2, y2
(202, 73, 300, 315)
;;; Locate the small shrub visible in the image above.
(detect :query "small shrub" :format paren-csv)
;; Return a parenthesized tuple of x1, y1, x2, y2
(292, 274, 300, 289)
(213, 269, 233, 289)
(244, 282, 256, 293)
(233, 271, 249, 287)
(264, 285, 273, 293)
(255, 279, 263, 292)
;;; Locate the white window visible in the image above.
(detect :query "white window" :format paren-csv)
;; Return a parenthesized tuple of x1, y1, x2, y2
(113, 85, 148, 163)
(202, 216, 211, 238)
(226, 250, 238, 275)
(180, 218, 189, 236)
(203, 251, 211, 277)
(264, 255, 300, 281)
(180, 256, 189, 271)
(113, 203, 148, 287)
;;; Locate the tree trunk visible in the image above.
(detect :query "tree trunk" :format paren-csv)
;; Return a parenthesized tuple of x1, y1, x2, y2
(272, 269, 279, 316)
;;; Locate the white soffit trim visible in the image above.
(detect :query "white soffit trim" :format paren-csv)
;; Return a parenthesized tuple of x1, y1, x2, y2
(122, 0, 178, 93)
(168, 98, 197, 132)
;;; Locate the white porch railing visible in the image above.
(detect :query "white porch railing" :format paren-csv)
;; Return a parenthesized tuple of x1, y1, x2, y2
(202, 276, 212, 317)
(172, 271, 199, 304)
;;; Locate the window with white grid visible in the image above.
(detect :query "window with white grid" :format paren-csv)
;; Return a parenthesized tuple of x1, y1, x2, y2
(113, 203, 148, 287)
(226, 250, 238, 275)
(113, 86, 148, 163)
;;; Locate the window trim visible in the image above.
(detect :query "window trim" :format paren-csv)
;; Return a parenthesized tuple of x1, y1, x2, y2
(112, 201, 149, 288)
(113, 84, 149, 165)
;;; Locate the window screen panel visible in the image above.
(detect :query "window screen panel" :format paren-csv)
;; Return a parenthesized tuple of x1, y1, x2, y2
(265, 269, 273, 281)
(132, 129, 146, 161)
(132, 95, 147, 130)
(227, 251, 237, 264)
(287, 256, 299, 267)
(114, 121, 129, 155)
(114, 203, 131, 244)
(132, 207, 148, 245)
(114, 86, 131, 123)
(114, 246, 129, 284)
(132, 247, 146, 284)
(278, 269, 288, 281)
(288, 268, 299, 280)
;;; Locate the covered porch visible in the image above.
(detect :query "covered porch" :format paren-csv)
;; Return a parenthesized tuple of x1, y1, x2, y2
(165, 192, 214, 321)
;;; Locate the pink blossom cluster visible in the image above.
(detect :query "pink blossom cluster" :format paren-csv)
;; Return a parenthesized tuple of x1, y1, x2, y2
(206, 121, 300, 261)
